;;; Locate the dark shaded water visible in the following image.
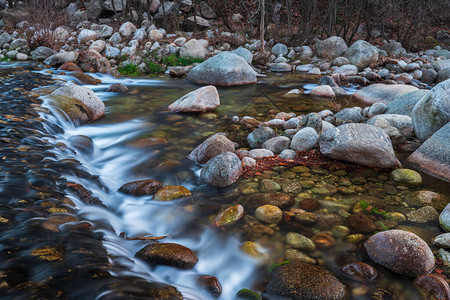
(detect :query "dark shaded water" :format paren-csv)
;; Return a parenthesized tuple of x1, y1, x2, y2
(1, 62, 449, 299)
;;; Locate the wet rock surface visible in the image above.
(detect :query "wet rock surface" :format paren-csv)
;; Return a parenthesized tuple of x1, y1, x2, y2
(135, 243, 199, 269)
(265, 261, 346, 300)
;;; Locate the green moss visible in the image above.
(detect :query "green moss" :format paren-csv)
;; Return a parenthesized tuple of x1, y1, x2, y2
(235, 289, 262, 300)
(117, 63, 140, 76)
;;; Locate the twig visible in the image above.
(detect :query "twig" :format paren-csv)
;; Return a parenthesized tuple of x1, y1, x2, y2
(119, 232, 168, 241)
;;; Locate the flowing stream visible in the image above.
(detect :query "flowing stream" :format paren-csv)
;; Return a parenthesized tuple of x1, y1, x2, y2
(1, 62, 449, 299)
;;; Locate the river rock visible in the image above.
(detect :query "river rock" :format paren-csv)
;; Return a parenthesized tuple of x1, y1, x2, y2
(50, 85, 105, 125)
(334, 108, 362, 125)
(265, 261, 346, 300)
(244, 193, 293, 212)
(333, 64, 358, 76)
(366, 114, 413, 144)
(188, 134, 235, 164)
(247, 127, 275, 148)
(310, 85, 335, 98)
(196, 275, 222, 298)
(279, 149, 297, 160)
(344, 40, 379, 70)
(107, 83, 128, 93)
(364, 230, 435, 276)
(249, 149, 275, 159)
(118, 179, 162, 196)
(414, 274, 450, 300)
(433, 233, 450, 248)
(119, 21, 137, 37)
(390, 168, 422, 187)
(346, 214, 376, 233)
(437, 68, 450, 83)
(270, 63, 292, 72)
(78, 29, 97, 44)
(77, 49, 111, 73)
(411, 79, 450, 142)
(59, 62, 83, 72)
(213, 204, 244, 226)
(306, 112, 322, 134)
(200, 152, 242, 187)
(368, 103, 387, 117)
(290, 127, 319, 151)
(286, 232, 316, 251)
(231, 46, 253, 65)
(44, 51, 79, 66)
(440, 203, 450, 232)
(385, 90, 430, 116)
(153, 185, 191, 201)
(255, 205, 282, 224)
(272, 43, 288, 56)
(180, 39, 208, 59)
(135, 243, 198, 269)
(316, 36, 348, 60)
(89, 40, 106, 53)
(319, 123, 401, 168)
(342, 262, 377, 282)
(406, 206, 439, 223)
(168, 85, 219, 113)
(353, 84, 419, 105)
(31, 46, 55, 61)
(405, 190, 449, 210)
(262, 136, 290, 154)
(187, 52, 256, 86)
(0, 32, 11, 48)
(406, 123, 450, 182)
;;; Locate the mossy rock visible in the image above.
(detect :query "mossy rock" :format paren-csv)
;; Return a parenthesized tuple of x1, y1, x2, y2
(390, 168, 423, 188)
(153, 185, 191, 201)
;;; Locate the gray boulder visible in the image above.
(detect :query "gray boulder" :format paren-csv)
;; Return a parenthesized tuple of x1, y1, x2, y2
(200, 152, 242, 187)
(168, 85, 219, 113)
(380, 40, 405, 57)
(180, 39, 208, 59)
(421, 68, 438, 84)
(385, 90, 430, 116)
(270, 63, 292, 72)
(333, 64, 358, 76)
(411, 79, 450, 141)
(262, 136, 290, 154)
(44, 51, 79, 66)
(0, 32, 11, 48)
(320, 123, 401, 168)
(433, 59, 450, 72)
(30, 46, 55, 61)
(334, 108, 362, 125)
(440, 202, 450, 231)
(437, 68, 450, 83)
(406, 123, 450, 182)
(316, 36, 348, 60)
(189, 134, 235, 165)
(187, 52, 257, 86)
(119, 22, 137, 37)
(344, 40, 379, 70)
(272, 43, 288, 56)
(353, 84, 418, 105)
(49, 85, 104, 125)
(9, 39, 27, 50)
(78, 29, 97, 44)
(232, 46, 253, 65)
(290, 127, 319, 151)
(367, 114, 414, 144)
(248, 127, 275, 148)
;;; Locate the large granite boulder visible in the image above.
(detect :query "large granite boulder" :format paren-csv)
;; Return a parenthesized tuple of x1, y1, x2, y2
(49, 85, 105, 125)
(316, 36, 348, 60)
(168, 85, 219, 113)
(319, 123, 401, 168)
(200, 152, 242, 187)
(187, 52, 257, 86)
(411, 79, 450, 141)
(385, 90, 430, 116)
(406, 123, 450, 182)
(265, 261, 346, 300)
(44, 51, 79, 67)
(344, 40, 379, 70)
(365, 230, 435, 277)
(366, 114, 414, 144)
(76, 49, 111, 73)
(353, 84, 419, 105)
(231, 46, 253, 65)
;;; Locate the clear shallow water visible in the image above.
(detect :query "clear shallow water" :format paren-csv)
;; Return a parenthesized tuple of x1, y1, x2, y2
(29, 68, 450, 299)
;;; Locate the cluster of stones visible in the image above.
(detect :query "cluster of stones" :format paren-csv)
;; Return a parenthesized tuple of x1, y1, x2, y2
(212, 160, 450, 299)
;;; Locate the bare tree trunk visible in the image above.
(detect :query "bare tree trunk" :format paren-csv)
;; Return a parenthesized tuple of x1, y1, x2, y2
(260, 0, 265, 54)
(286, 0, 292, 35)
(193, 0, 197, 33)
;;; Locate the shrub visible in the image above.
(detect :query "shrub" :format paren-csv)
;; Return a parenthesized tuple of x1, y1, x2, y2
(144, 59, 165, 74)
(117, 63, 140, 76)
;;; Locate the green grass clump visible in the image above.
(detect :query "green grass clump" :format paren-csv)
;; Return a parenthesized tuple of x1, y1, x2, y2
(144, 59, 165, 74)
(117, 63, 140, 76)
(0, 57, 11, 62)
(161, 54, 204, 66)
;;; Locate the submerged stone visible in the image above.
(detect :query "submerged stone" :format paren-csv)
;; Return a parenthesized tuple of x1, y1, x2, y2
(136, 243, 198, 269)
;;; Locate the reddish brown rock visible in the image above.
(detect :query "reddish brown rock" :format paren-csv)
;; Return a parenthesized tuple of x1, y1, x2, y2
(135, 243, 198, 269)
(77, 49, 111, 73)
(196, 275, 222, 298)
(118, 179, 162, 196)
(414, 274, 450, 300)
(342, 262, 377, 282)
(365, 230, 435, 277)
(345, 214, 377, 233)
(58, 62, 83, 72)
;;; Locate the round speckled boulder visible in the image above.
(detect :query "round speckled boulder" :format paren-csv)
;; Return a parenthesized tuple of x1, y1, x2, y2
(390, 168, 423, 187)
(265, 261, 346, 300)
(364, 230, 434, 277)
